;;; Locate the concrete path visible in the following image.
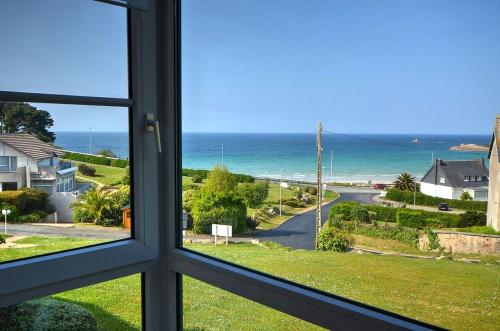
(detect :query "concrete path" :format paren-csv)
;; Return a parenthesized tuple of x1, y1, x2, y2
(4, 223, 129, 240)
(254, 192, 377, 250)
(372, 195, 465, 214)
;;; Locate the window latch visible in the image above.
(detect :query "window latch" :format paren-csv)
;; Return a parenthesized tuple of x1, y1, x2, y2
(145, 113, 162, 154)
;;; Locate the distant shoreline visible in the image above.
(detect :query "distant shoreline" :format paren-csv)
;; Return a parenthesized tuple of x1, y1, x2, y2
(449, 143, 489, 152)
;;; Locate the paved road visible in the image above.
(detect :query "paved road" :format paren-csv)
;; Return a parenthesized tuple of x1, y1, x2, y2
(255, 192, 377, 250)
(5, 223, 129, 240)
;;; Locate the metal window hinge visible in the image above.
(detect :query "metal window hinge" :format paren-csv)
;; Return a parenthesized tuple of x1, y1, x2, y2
(145, 113, 162, 154)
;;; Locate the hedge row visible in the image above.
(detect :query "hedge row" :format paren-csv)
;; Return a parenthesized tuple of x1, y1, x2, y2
(386, 189, 487, 212)
(0, 188, 50, 214)
(63, 152, 129, 168)
(182, 168, 254, 183)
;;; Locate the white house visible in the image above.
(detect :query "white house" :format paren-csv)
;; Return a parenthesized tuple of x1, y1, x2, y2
(419, 158, 489, 201)
(0, 133, 86, 222)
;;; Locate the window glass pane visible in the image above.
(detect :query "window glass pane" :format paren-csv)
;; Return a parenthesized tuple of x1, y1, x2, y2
(0, 274, 141, 331)
(183, 276, 323, 330)
(0, 103, 131, 262)
(0, 0, 128, 98)
(181, 0, 498, 329)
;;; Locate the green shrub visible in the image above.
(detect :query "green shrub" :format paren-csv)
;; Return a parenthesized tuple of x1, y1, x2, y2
(19, 188, 49, 213)
(0, 203, 19, 221)
(354, 225, 419, 247)
(353, 207, 370, 223)
(386, 189, 487, 212)
(191, 191, 247, 234)
(0, 298, 97, 331)
(122, 166, 131, 185)
(0, 234, 5, 244)
(78, 163, 96, 176)
(110, 158, 128, 168)
(365, 205, 398, 222)
(246, 216, 260, 230)
(182, 168, 254, 183)
(191, 175, 203, 183)
(282, 198, 306, 208)
(426, 230, 441, 250)
(303, 186, 318, 195)
(461, 191, 473, 201)
(63, 151, 113, 166)
(96, 149, 117, 158)
(328, 202, 360, 221)
(458, 211, 487, 227)
(396, 210, 427, 229)
(317, 227, 355, 252)
(0, 191, 26, 213)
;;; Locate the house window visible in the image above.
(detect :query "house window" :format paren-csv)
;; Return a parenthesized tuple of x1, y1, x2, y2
(464, 176, 469, 181)
(440, 176, 446, 183)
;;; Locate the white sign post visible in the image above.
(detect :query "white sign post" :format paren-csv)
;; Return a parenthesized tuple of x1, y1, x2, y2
(279, 181, 288, 217)
(212, 224, 232, 246)
(2, 209, 11, 235)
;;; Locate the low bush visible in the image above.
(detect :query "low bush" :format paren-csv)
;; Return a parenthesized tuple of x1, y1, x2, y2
(426, 230, 441, 250)
(191, 175, 203, 183)
(182, 168, 255, 183)
(0, 203, 19, 221)
(0, 191, 26, 213)
(110, 159, 128, 168)
(303, 186, 317, 195)
(19, 188, 49, 213)
(365, 205, 398, 222)
(64, 151, 113, 166)
(0, 298, 97, 331)
(281, 198, 306, 208)
(386, 189, 487, 212)
(78, 163, 96, 176)
(317, 227, 355, 252)
(246, 217, 260, 230)
(457, 211, 487, 227)
(328, 201, 360, 221)
(0, 234, 5, 244)
(191, 191, 247, 234)
(396, 210, 427, 229)
(353, 206, 370, 223)
(354, 225, 420, 247)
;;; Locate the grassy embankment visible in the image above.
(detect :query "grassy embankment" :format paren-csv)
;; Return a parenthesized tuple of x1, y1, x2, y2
(1, 238, 498, 331)
(66, 160, 126, 186)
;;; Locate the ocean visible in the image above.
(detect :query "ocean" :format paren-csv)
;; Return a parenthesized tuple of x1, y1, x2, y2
(55, 132, 491, 183)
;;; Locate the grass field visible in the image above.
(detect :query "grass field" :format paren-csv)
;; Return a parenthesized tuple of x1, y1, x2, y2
(68, 160, 126, 186)
(1, 237, 498, 330)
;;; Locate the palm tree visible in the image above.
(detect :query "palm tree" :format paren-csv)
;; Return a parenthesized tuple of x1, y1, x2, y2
(393, 172, 420, 191)
(71, 188, 112, 223)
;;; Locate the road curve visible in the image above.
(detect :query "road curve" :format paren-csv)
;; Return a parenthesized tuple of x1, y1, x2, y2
(254, 192, 377, 250)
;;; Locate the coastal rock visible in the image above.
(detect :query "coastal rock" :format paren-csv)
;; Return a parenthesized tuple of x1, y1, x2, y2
(449, 143, 489, 152)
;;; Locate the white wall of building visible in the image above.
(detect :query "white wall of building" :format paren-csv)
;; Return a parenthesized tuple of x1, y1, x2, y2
(0, 143, 39, 171)
(420, 182, 455, 199)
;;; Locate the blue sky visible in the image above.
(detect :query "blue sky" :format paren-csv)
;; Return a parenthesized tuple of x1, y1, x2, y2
(1, 0, 499, 134)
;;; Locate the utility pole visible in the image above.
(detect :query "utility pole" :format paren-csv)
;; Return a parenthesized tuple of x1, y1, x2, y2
(315, 122, 323, 249)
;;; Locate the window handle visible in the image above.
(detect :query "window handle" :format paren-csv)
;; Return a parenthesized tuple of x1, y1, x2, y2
(145, 113, 162, 154)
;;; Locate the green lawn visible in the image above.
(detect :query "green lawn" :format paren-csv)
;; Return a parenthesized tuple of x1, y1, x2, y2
(66, 160, 126, 186)
(1, 238, 498, 330)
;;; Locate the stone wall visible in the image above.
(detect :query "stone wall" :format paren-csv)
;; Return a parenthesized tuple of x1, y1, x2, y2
(419, 230, 500, 255)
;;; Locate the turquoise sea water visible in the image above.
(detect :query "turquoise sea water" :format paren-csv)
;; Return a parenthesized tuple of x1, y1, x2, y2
(55, 132, 490, 183)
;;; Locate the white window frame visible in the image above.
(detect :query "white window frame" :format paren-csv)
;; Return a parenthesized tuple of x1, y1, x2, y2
(0, 1, 436, 330)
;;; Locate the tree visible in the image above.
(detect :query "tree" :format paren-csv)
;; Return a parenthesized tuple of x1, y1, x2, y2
(203, 165, 237, 194)
(238, 181, 269, 209)
(122, 166, 130, 185)
(393, 172, 420, 191)
(0, 102, 55, 143)
(71, 188, 112, 224)
(461, 191, 473, 201)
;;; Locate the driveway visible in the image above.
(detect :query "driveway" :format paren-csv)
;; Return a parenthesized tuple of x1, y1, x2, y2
(254, 191, 377, 250)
